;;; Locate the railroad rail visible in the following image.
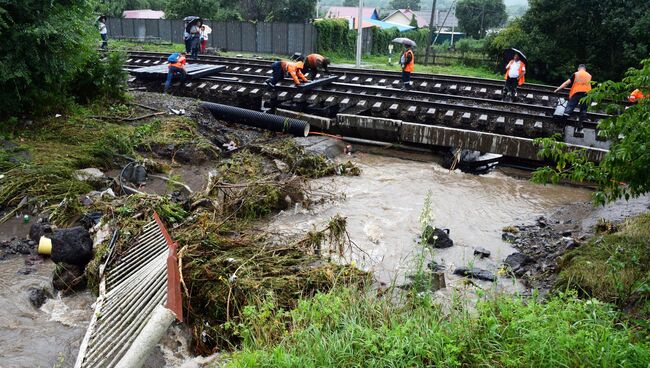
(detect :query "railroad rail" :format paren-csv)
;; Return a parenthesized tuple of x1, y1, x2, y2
(124, 51, 611, 117)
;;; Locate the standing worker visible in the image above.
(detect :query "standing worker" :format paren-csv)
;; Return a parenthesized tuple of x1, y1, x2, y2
(265, 60, 309, 87)
(554, 64, 592, 135)
(98, 16, 108, 50)
(165, 52, 187, 93)
(303, 54, 331, 80)
(399, 44, 415, 90)
(503, 53, 526, 102)
(189, 20, 202, 60)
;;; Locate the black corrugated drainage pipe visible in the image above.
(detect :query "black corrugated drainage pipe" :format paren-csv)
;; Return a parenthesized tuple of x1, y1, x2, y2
(201, 102, 310, 137)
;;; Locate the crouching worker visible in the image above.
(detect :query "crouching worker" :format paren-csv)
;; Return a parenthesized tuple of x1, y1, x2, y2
(165, 52, 187, 93)
(628, 89, 646, 103)
(265, 60, 309, 87)
(303, 54, 331, 79)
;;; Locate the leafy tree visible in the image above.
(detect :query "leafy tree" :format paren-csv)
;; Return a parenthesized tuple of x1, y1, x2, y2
(487, 0, 650, 83)
(409, 14, 418, 28)
(0, 0, 126, 118)
(456, 0, 507, 38)
(532, 58, 650, 205)
(163, 0, 224, 19)
(389, 0, 421, 11)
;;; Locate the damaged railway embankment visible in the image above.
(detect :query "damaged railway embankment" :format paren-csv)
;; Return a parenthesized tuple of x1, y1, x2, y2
(0, 92, 366, 355)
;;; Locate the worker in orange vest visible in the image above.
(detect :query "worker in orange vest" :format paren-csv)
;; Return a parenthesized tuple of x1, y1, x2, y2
(399, 44, 415, 90)
(165, 52, 187, 92)
(628, 89, 645, 103)
(554, 64, 592, 135)
(303, 54, 331, 79)
(503, 53, 526, 102)
(265, 60, 309, 87)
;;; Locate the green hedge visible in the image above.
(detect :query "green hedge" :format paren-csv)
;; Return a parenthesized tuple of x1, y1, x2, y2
(370, 28, 430, 55)
(314, 19, 356, 58)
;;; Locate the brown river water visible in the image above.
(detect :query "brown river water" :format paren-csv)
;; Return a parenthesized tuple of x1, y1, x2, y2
(0, 151, 592, 367)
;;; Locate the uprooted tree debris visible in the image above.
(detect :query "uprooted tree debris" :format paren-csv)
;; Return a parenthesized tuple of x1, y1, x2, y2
(1, 95, 366, 353)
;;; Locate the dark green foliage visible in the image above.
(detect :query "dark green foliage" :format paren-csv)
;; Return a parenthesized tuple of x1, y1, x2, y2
(456, 0, 507, 38)
(487, 0, 650, 83)
(0, 0, 126, 118)
(532, 58, 650, 204)
(409, 14, 418, 28)
(389, 0, 421, 11)
(164, 0, 315, 22)
(370, 27, 429, 55)
(163, 0, 226, 19)
(315, 19, 356, 57)
(69, 51, 128, 104)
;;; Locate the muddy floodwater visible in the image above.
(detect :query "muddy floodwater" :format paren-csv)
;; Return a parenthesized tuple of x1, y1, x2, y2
(0, 256, 95, 368)
(269, 151, 592, 292)
(0, 150, 594, 367)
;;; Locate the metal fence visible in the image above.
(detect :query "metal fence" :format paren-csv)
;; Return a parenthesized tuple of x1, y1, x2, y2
(106, 18, 317, 55)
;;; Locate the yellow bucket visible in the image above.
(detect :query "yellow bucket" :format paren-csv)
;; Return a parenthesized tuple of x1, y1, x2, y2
(38, 236, 52, 255)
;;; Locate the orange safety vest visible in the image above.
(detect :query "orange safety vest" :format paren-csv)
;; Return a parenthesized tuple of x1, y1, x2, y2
(306, 54, 325, 69)
(569, 70, 592, 98)
(402, 49, 414, 73)
(628, 89, 645, 103)
(281, 61, 309, 85)
(169, 55, 186, 69)
(504, 60, 526, 86)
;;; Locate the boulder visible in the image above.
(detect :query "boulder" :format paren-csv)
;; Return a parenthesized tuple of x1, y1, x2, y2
(504, 252, 534, 277)
(52, 263, 87, 294)
(453, 267, 496, 282)
(74, 168, 105, 183)
(474, 247, 491, 258)
(501, 232, 517, 243)
(29, 220, 53, 242)
(423, 226, 454, 248)
(50, 227, 93, 266)
(27, 287, 52, 308)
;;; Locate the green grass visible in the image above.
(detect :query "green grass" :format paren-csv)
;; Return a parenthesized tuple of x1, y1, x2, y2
(556, 213, 650, 321)
(109, 40, 502, 80)
(224, 287, 649, 367)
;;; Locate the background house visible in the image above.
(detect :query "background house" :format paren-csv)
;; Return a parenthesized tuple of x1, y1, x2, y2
(382, 8, 458, 32)
(122, 10, 165, 19)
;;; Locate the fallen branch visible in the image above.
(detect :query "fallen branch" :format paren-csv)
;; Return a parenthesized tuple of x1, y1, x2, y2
(89, 111, 165, 122)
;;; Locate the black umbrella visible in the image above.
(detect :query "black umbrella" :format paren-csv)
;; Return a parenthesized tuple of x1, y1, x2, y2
(184, 16, 202, 32)
(504, 48, 527, 65)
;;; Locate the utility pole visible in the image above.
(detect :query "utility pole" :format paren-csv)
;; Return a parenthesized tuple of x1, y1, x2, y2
(424, 0, 437, 65)
(479, 0, 485, 37)
(355, 0, 364, 68)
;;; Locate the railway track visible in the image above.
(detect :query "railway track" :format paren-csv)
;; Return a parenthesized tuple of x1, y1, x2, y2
(125, 51, 599, 112)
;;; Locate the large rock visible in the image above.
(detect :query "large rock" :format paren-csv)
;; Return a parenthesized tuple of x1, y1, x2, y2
(453, 267, 496, 282)
(29, 220, 53, 242)
(50, 227, 93, 266)
(52, 263, 87, 294)
(423, 225, 453, 248)
(504, 252, 534, 277)
(27, 287, 52, 308)
(474, 247, 491, 258)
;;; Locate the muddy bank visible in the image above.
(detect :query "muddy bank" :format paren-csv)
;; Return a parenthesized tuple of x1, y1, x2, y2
(503, 194, 650, 292)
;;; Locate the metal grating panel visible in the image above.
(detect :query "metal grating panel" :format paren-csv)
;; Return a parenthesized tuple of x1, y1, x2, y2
(74, 216, 176, 368)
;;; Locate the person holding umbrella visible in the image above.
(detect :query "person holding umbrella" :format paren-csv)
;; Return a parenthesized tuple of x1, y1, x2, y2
(393, 38, 416, 90)
(503, 49, 526, 102)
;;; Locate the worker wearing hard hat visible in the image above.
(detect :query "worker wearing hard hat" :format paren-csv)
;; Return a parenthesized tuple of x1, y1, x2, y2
(265, 60, 309, 87)
(554, 64, 592, 135)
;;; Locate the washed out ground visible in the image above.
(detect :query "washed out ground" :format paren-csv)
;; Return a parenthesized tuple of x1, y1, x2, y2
(1, 90, 648, 366)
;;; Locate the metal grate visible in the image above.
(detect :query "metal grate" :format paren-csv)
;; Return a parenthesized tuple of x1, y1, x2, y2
(74, 214, 181, 368)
